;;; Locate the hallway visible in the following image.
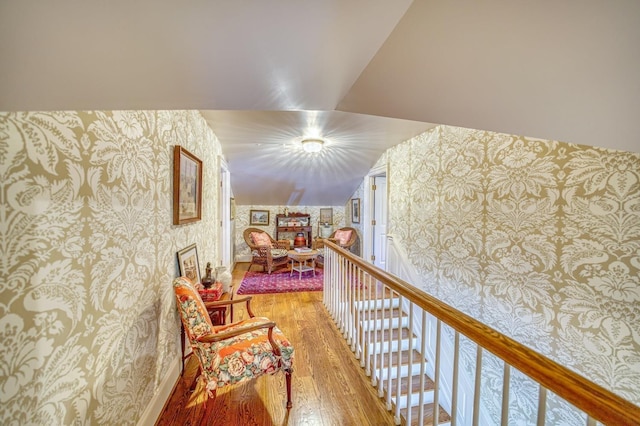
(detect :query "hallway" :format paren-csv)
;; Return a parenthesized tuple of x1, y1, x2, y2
(156, 263, 397, 425)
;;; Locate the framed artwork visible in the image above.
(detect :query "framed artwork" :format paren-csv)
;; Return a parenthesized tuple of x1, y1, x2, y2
(173, 146, 203, 225)
(319, 208, 333, 224)
(351, 198, 360, 224)
(250, 209, 270, 226)
(177, 244, 201, 284)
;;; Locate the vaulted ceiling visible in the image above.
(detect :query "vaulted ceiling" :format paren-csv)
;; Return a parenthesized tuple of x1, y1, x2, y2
(2, 1, 639, 205)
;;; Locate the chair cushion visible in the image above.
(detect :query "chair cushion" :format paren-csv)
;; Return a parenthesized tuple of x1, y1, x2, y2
(173, 276, 214, 340)
(271, 248, 289, 258)
(194, 317, 295, 393)
(334, 229, 352, 245)
(251, 231, 273, 247)
(251, 248, 289, 258)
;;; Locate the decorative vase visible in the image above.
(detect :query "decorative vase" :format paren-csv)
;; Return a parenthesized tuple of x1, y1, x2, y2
(215, 266, 232, 294)
(202, 262, 214, 289)
(320, 223, 332, 238)
(294, 232, 306, 247)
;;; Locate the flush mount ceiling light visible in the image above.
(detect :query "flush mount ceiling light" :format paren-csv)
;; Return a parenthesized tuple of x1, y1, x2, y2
(301, 138, 324, 153)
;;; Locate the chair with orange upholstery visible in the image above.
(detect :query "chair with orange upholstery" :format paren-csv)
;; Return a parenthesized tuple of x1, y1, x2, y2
(242, 227, 290, 274)
(173, 276, 294, 408)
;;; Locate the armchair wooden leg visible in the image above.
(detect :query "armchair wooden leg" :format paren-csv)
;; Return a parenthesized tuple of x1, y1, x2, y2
(189, 370, 201, 393)
(285, 371, 293, 409)
(199, 389, 217, 426)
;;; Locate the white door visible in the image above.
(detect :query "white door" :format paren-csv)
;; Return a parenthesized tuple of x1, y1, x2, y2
(219, 159, 232, 268)
(372, 175, 387, 270)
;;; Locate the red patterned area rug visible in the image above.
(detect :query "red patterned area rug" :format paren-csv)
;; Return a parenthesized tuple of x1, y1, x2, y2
(237, 268, 323, 294)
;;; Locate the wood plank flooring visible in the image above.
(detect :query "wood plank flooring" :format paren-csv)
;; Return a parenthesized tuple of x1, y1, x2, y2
(156, 263, 397, 426)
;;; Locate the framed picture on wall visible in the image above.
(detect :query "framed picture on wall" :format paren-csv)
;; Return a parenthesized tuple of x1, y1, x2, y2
(351, 198, 360, 224)
(319, 208, 333, 224)
(250, 209, 270, 226)
(173, 146, 203, 225)
(177, 244, 201, 284)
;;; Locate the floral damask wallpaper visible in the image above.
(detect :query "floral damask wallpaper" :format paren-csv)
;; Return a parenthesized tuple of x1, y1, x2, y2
(386, 125, 640, 414)
(0, 111, 221, 424)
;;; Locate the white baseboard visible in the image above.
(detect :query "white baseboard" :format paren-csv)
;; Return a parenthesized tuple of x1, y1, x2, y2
(137, 357, 180, 426)
(235, 254, 251, 263)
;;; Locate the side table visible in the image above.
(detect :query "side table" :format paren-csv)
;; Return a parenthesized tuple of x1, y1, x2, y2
(205, 292, 231, 325)
(287, 249, 319, 279)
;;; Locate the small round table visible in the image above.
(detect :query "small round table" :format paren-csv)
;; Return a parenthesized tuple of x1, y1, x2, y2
(287, 249, 319, 279)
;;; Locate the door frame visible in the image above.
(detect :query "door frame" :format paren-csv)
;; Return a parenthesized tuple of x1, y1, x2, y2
(362, 163, 388, 266)
(219, 156, 232, 268)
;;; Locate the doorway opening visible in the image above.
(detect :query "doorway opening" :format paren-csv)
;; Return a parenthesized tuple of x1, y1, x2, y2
(363, 164, 387, 270)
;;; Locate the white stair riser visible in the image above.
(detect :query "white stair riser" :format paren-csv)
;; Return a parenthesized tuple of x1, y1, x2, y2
(361, 316, 409, 331)
(354, 298, 401, 310)
(373, 362, 423, 380)
(397, 390, 435, 409)
(367, 337, 418, 354)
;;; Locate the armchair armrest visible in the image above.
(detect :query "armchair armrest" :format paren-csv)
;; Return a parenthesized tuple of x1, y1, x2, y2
(314, 237, 338, 249)
(197, 321, 282, 356)
(197, 321, 276, 343)
(274, 240, 290, 250)
(204, 296, 255, 318)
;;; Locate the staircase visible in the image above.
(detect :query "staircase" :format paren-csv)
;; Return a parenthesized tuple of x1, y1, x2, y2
(323, 242, 640, 426)
(354, 296, 451, 426)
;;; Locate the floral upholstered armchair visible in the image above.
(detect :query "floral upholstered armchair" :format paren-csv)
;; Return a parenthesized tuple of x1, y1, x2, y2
(242, 227, 290, 274)
(173, 276, 294, 408)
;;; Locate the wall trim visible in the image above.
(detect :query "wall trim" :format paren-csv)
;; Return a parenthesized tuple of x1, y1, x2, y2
(362, 161, 388, 267)
(137, 357, 180, 426)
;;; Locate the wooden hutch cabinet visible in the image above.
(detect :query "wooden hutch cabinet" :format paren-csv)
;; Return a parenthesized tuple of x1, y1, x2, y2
(275, 213, 312, 248)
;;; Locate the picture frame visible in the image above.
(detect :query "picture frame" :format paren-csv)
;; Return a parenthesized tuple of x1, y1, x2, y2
(177, 244, 201, 284)
(319, 207, 333, 224)
(351, 198, 360, 224)
(250, 209, 270, 226)
(173, 146, 203, 225)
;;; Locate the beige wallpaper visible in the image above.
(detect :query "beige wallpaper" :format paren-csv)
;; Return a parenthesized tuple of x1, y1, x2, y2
(0, 111, 221, 424)
(386, 125, 640, 418)
(4, 111, 637, 423)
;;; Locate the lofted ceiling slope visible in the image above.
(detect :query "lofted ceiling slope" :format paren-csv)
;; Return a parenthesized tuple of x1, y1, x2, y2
(338, 0, 640, 154)
(2, 1, 638, 206)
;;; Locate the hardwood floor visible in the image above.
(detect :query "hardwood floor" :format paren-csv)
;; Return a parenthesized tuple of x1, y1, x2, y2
(156, 263, 397, 426)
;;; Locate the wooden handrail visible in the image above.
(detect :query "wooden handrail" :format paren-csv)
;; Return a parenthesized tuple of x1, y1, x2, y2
(323, 240, 640, 425)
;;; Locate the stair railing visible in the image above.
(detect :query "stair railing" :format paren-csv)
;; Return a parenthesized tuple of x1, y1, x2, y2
(321, 240, 640, 426)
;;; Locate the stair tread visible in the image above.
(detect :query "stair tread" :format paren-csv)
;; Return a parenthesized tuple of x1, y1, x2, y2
(359, 307, 404, 320)
(400, 404, 451, 426)
(373, 348, 423, 366)
(341, 294, 453, 426)
(391, 373, 436, 394)
(366, 326, 412, 341)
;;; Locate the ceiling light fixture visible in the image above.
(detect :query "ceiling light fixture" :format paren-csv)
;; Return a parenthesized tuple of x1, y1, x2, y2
(301, 138, 324, 153)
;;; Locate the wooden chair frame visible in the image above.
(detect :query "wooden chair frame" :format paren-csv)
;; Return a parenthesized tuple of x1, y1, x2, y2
(329, 227, 358, 250)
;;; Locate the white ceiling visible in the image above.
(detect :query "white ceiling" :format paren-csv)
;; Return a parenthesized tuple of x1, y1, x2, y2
(2, 1, 639, 206)
(200, 110, 434, 205)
